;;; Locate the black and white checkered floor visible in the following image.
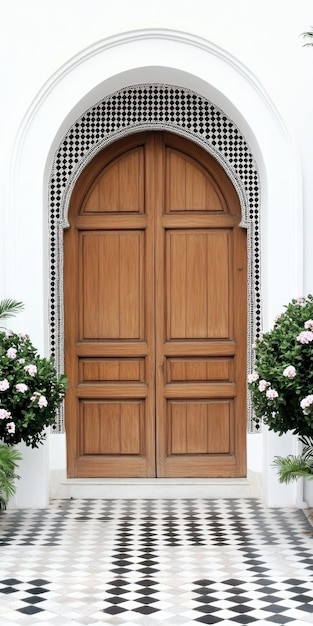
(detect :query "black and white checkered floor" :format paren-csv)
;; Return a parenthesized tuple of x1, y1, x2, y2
(0, 499, 313, 626)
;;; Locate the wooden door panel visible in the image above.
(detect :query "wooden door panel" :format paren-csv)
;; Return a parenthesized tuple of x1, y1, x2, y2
(79, 231, 143, 340)
(79, 359, 145, 382)
(83, 147, 144, 213)
(156, 132, 246, 477)
(167, 358, 233, 383)
(79, 400, 143, 455)
(65, 134, 155, 477)
(166, 230, 231, 339)
(65, 131, 247, 478)
(168, 400, 232, 455)
(166, 148, 226, 212)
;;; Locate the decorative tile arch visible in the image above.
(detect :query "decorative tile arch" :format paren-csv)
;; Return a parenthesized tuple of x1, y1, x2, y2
(48, 84, 261, 433)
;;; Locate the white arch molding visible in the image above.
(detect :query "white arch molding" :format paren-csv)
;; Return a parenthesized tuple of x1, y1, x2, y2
(7, 29, 303, 507)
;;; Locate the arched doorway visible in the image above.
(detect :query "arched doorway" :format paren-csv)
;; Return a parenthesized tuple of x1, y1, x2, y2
(64, 131, 247, 478)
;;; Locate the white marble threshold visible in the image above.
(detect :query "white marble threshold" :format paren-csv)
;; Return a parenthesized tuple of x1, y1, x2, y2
(50, 470, 262, 500)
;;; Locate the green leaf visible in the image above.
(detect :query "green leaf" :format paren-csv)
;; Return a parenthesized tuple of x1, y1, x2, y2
(0, 444, 22, 508)
(273, 454, 313, 483)
(0, 299, 24, 321)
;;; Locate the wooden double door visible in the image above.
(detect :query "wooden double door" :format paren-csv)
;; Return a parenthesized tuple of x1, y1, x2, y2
(64, 131, 247, 478)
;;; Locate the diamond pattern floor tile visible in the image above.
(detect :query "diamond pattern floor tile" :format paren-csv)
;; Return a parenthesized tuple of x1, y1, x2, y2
(0, 499, 313, 625)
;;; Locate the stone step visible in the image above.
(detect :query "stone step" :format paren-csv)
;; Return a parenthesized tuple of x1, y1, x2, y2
(50, 471, 262, 500)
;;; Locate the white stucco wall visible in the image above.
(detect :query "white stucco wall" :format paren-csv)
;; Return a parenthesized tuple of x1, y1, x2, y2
(1, 0, 313, 507)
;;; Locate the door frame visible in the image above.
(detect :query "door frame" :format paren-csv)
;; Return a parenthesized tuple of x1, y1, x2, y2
(64, 131, 247, 478)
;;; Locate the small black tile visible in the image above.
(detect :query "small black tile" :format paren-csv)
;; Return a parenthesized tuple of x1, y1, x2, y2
(289, 585, 310, 593)
(111, 567, 130, 575)
(103, 606, 127, 614)
(109, 578, 130, 586)
(21, 596, 45, 604)
(18, 605, 44, 615)
(28, 579, 49, 586)
(297, 603, 313, 613)
(231, 616, 258, 624)
(261, 594, 282, 603)
(138, 567, 159, 574)
(138, 587, 157, 595)
(196, 616, 223, 624)
(137, 596, 158, 604)
(231, 605, 255, 614)
(134, 605, 159, 614)
(107, 587, 127, 595)
(262, 604, 288, 614)
(195, 604, 221, 614)
(291, 594, 313, 602)
(223, 579, 244, 586)
(25, 587, 48, 595)
(265, 615, 293, 624)
(284, 578, 304, 585)
(0, 578, 21, 585)
(107, 596, 126, 605)
(0, 587, 16, 594)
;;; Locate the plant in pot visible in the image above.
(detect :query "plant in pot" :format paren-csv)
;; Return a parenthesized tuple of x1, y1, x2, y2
(248, 295, 313, 483)
(0, 299, 67, 508)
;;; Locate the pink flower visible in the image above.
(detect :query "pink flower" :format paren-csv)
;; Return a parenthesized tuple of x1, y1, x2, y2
(300, 394, 313, 414)
(18, 358, 25, 364)
(4, 330, 13, 337)
(283, 365, 296, 378)
(31, 392, 48, 408)
(297, 330, 313, 344)
(6, 422, 15, 434)
(15, 383, 28, 393)
(305, 319, 313, 331)
(266, 388, 279, 400)
(258, 380, 270, 392)
(0, 408, 11, 420)
(24, 364, 37, 376)
(6, 347, 17, 358)
(296, 296, 305, 304)
(248, 372, 259, 383)
(0, 379, 9, 391)
(38, 395, 48, 408)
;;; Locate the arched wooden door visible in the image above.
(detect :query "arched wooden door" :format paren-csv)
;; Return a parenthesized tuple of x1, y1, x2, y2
(64, 131, 247, 478)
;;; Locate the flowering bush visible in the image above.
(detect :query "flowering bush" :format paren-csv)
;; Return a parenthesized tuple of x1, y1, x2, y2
(0, 329, 67, 447)
(248, 295, 313, 437)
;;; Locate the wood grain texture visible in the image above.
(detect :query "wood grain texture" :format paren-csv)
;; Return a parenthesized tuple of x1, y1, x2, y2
(64, 131, 247, 478)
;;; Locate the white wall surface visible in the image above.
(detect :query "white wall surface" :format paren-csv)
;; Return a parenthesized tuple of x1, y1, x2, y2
(1, 0, 313, 507)
(1, 0, 313, 317)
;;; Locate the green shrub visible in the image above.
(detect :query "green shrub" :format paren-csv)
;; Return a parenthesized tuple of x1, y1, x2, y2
(0, 329, 67, 447)
(248, 295, 313, 436)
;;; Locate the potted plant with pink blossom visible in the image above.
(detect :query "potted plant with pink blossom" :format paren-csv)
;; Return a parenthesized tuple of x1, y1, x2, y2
(248, 294, 313, 483)
(0, 299, 67, 507)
